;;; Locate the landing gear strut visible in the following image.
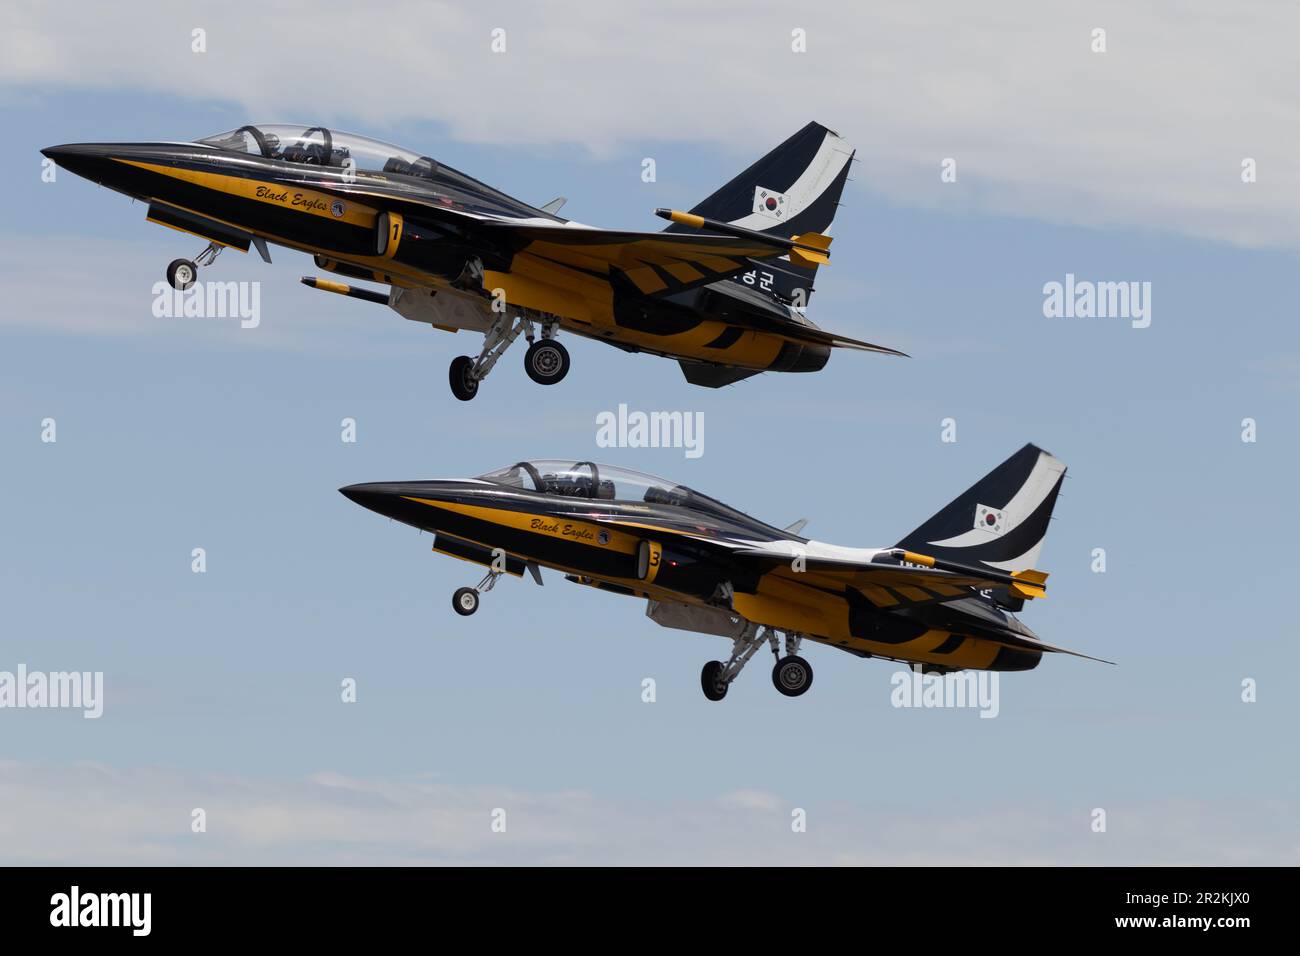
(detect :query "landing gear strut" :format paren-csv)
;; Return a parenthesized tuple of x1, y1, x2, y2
(447, 315, 568, 400)
(700, 626, 814, 701)
(452, 569, 502, 616)
(166, 241, 222, 291)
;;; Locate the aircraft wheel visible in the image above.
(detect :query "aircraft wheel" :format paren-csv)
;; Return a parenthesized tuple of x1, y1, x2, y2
(448, 356, 479, 401)
(700, 661, 728, 701)
(166, 258, 197, 291)
(772, 655, 813, 697)
(524, 339, 570, 385)
(452, 587, 479, 616)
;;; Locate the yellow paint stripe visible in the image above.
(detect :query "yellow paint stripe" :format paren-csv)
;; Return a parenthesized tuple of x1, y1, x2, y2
(379, 211, 403, 260)
(663, 261, 705, 283)
(116, 159, 377, 227)
(524, 241, 613, 275)
(405, 497, 641, 555)
(622, 265, 669, 294)
(791, 231, 832, 251)
(587, 517, 718, 543)
(894, 586, 933, 602)
(665, 210, 706, 229)
(927, 583, 966, 597)
(642, 540, 663, 584)
(692, 254, 743, 273)
(858, 584, 898, 607)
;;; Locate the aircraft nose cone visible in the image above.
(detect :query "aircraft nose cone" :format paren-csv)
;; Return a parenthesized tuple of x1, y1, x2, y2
(41, 143, 107, 161)
(40, 143, 122, 183)
(339, 483, 389, 510)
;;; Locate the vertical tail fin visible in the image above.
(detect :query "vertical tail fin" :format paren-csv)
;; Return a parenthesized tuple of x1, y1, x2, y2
(665, 122, 854, 307)
(664, 121, 854, 237)
(895, 444, 1067, 572)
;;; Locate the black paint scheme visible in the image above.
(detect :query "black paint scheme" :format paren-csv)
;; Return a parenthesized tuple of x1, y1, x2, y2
(340, 456, 1105, 677)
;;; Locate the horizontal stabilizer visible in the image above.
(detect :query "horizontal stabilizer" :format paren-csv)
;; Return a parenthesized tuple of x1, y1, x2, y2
(988, 629, 1116, 666)
(777, 320, 908, 357)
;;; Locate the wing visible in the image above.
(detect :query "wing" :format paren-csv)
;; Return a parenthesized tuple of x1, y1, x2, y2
(327, 179, 814, 297)
(728, 544, 1051, 607)
(488, 222, 815, 298)
(586, 516, 1113, 664)
(585, 509, 1044, 607)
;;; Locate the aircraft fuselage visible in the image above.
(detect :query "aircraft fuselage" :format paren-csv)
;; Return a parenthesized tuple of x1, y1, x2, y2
(340, 477, 1044, 675)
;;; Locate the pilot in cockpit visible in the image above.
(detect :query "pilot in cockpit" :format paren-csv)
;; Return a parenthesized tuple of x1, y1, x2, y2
(538, 463, 615, 500)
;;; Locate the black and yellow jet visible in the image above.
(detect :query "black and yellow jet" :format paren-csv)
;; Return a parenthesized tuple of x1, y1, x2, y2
(341, 445, 1110, 701)
(42, 122, 903, 399)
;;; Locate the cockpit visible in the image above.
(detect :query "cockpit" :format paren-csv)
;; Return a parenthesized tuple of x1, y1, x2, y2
(479, 460, 753, 524)
(198, 124, 439, 179)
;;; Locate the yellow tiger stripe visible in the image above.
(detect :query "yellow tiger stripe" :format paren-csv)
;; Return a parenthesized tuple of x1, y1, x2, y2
(404, 497, 641, 555)
(857, 584, 899, 607)
(663, 261, 705, 283)
(622, 265, 669, 294)
(115, 159, 376, 227)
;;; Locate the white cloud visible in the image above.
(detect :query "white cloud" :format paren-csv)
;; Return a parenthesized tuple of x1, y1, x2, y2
(6, 1, 1300, 249)
(0, 762, 1294, 865)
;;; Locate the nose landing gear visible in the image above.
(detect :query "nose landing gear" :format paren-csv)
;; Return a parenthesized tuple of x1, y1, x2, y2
(451, 569, 502, 616)
(166, 240, 223, 291)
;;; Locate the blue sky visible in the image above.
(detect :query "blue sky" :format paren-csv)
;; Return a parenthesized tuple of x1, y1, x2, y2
(1, 3, 1297, 864)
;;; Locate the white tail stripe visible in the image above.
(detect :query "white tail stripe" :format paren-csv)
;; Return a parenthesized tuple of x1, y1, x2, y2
(926, 451, 1065, 550)
(724, 132, 852, 232)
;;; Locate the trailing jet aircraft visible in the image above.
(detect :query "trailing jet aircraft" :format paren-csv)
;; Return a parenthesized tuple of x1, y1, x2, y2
(42, 122, 902, 399)
(341, 444, 1111, 700)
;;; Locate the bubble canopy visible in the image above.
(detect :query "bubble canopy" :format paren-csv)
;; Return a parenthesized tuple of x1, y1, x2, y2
(198, 124, 437, 177)
(478, 460, 764, 526)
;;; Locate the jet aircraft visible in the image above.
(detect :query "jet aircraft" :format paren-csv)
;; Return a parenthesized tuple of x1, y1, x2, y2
(42, 122, 902, 399)
(341, 444, 1110, 700)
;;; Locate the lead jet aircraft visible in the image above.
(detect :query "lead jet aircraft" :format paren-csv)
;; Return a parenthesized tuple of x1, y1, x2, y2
(42, 122, 902, 399)
(341, 444, 1110, 700)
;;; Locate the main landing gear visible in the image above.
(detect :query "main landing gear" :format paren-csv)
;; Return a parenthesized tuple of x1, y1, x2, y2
(451, 569, 502, 616)
(700, 625, 813, 701)
(448, 313, 569, 401)
(166, 240, 223, 291)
